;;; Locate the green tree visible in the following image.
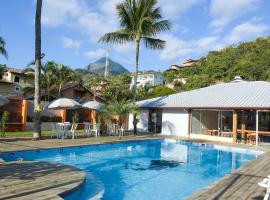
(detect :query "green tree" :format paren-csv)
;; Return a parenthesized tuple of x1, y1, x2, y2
(33, 0, 42, 140)
(0, 37, 8, 59)
(0, 64, 7, 79)
(148, 85, 177, 98)
(103, 73, 132, 102)
(99, 0, 171, 101)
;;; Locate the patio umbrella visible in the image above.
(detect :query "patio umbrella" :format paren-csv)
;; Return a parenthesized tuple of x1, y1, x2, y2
(0, 95, 9, 106)
(82, 101, 104, 110)
(46, 98, 81, 122)
(46, 98, 81, 110)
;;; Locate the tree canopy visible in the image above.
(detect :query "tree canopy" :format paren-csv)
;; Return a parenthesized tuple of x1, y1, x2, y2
(164, 36, 270, 91)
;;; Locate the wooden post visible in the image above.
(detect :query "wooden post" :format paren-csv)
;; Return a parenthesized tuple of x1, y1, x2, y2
(92, 110, 97, 127)
(61, 109, 66, 122)
(21, 99, 29, 131)
(233, 110, 238, 144)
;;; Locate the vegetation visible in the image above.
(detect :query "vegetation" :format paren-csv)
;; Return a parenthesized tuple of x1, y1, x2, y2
(164, 36, 270, 91)
(0, 64, 6, 79)
(148, 85, 177, 98)
(0, 36, 8, 59)
(24, 60, 81, 100)
(1, 111, 9, 137)
(99, 0, 171, 100)
(99, 100, 139, 127)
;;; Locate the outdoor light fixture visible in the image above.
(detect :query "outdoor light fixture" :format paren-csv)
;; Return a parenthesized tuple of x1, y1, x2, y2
(40, 53, 45, 59)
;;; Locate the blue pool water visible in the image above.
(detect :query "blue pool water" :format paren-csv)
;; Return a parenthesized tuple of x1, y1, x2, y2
(1, 139, 263, 200)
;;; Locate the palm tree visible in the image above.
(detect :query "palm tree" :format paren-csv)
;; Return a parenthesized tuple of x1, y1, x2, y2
(99, 100, 139, 127)
(0, 37, 8, 59)
(56, 64, 81, 97)
(33, 0, 42, 140)
(99, 0, 171, 101)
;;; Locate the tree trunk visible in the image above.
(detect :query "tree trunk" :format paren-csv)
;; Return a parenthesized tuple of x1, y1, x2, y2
(58, 83, 63, 97)
(132, 40, 140, 134)
(33, 0, 42, 140)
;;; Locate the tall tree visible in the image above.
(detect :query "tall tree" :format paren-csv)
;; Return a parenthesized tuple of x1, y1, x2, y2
(33, 0, 42, 140)
(99, 0, 171, 100)
(0, 37, 8, 59)
(99, 0, 171, 134)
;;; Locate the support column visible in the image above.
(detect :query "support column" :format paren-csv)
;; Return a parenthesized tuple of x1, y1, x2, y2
(61, 109, 66, 122)
(256, 110, 259, 146)
(92, 110, 97, 127)
(188, 109, 192, 137)
(21, 99, 29, 131)
(233, 110, 238, 144)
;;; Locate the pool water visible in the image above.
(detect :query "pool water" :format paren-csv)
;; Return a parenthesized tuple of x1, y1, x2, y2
(1, 139, 263, 200)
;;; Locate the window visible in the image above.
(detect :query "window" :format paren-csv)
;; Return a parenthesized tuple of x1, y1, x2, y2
(14, 76, 20, 83)
(14, 86, 21, 92)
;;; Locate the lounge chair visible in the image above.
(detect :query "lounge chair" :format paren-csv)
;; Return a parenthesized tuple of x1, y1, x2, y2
(258, 176, 270, 200)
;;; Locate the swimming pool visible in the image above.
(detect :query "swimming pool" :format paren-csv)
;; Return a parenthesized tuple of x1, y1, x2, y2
(1, 139, 263, 200)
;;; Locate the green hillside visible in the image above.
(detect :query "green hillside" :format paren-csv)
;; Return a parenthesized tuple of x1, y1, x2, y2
(164, 36, 270, 91)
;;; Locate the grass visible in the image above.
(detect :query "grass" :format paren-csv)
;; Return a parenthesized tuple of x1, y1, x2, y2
(1, 130, 85, 138)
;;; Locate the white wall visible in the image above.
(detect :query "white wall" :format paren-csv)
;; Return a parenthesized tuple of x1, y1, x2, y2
(161, 109, 189, 137)
(128, 110, 149, 131)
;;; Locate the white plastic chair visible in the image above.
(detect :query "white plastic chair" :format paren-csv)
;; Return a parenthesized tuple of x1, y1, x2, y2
(91, 123, 101, 137)
(56, 123, 66, 139)
(107, 124, 113, 136)
(67, 123, 78, 139)
(84, 122, 91, 136)
(258, 176, 270, 200)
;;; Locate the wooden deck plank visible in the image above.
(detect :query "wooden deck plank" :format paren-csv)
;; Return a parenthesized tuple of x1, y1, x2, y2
(187, 152, 270, 200)
(0, 161, 85, 200)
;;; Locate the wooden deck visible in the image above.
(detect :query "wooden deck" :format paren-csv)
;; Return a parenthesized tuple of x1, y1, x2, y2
(0, 161, 85, 200)
(187, 152, 270, 200)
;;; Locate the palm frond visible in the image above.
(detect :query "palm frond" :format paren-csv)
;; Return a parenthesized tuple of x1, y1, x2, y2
(0, 37, 8, 59)
(142, 37, 165, 49)
(98, 31, 133, 44)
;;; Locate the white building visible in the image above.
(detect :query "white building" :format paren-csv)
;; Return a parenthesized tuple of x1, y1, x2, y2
(128, 78, 270, 145)
(130, 71, 164, 88)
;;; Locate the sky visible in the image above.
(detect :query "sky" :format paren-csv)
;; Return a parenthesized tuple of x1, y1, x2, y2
(0, 0, 270, 72)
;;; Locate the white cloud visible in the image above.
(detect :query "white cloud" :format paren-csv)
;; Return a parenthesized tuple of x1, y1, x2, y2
(159, 0, 201, 19)
(160, 34, 223, 61)
(61, 37, 81, 52)
(84, 49, 106, 59)
(209, 0, 261, 32)
(225, 22, 269, 43)
(42, 0, 86, 27)
(42, 0, 119, 42)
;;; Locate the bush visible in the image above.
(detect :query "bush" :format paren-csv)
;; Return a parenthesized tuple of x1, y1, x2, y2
(1, 111, 9, 137)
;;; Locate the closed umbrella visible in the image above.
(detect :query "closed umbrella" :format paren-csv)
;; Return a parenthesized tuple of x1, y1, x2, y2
(0, 95, 9, 106)
(82, 101, 104, 110)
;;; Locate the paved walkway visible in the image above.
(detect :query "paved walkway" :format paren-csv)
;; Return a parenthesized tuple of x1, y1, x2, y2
(0, 161, 85, 200)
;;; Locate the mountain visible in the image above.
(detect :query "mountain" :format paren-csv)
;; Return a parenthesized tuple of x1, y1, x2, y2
(86, 57, 129, 76)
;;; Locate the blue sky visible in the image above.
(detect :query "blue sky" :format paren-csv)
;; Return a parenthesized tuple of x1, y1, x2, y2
(0, 0, 270, 72)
